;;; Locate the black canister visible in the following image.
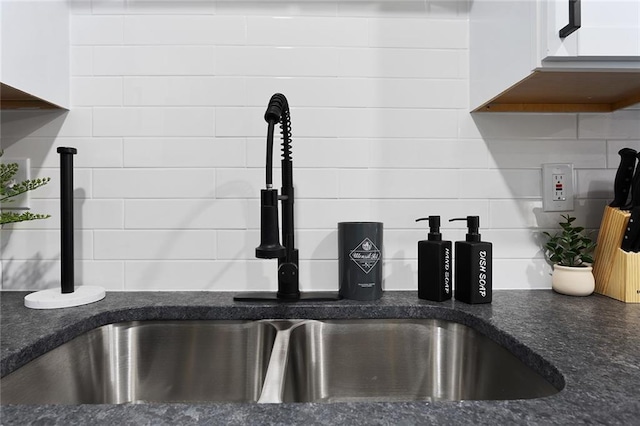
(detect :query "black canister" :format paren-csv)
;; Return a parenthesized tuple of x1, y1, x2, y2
(338, 222, 383, 300)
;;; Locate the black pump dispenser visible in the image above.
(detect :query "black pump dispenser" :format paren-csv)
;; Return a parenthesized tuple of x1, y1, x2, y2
(419, 215, 442, 241)
(449, 216, 492, 304)
(415, 216, 452, 302)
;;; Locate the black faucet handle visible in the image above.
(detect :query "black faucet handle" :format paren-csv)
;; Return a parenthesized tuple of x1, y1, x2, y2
(256, 189, 285, 259)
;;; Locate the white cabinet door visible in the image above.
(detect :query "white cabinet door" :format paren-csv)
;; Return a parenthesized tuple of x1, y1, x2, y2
(548, 0, 640, 58)
(0, 0, 69, 109)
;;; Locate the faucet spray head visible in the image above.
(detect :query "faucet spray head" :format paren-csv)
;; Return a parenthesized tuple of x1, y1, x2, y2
(264, 93, 287, 124)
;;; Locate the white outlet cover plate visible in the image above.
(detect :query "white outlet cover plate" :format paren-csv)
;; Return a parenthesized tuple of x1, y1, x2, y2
(542, 163, 574, 212)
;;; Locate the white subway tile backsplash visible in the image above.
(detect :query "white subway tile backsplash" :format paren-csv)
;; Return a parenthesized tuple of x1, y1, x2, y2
(338, 2, 428, 18)
(4, 2, 634, 293)
(486, 139, 607, 169)
(70, 46, 93, 76)
(492, 259, 552, 290)
(215, 168, 339, 199)
(576, 169, 616, 199)
(382, 259, 416, 291)
(216, 46, 338, 77)
(483, 229, 545, 259)
(0, 260, 124, 291)
(95, 230, 216, 260)
(217, 229, 338, 261)
(124, 260, 275, 291)
(94, 169, 215, 198)
(69, 0, 92, 15)
(246, 77, 341, 108)
(216, 230, 259, 260)
(369, 139, 488, 169)
(335, 108, 458, 138)
(125, 199, 252, 229)
(92, 0, 216, 15)
(70, 15, 123, 45)
(124, 138, 245, 168)
(72, 77, 123, 106)
(298, 260, 339, 292)
(489, 199, 608, 229)
(338, 48, 465, 78)
(293, 169, 341, 198)
(339, 169, 460, 199)
(371, 199, 489, 228)
(364, 79, 467, 109)
(79, 200, 125, 229)
(215, 107, 264, 137)
(296, 200, 372, 228)
(124, 77, 246, 106)
(93, 107, 215, 137)
(368, 18, 467, 49)
(469, 114, 577, 140)
(458, 169, 542, 199)
(124, 15, 245, 45)
(9, 199, 123, 230)
(250, 138, 371, 169)
(0, 109, 92, 138)
(94, 46, 215, 76)
(607, 140, 640, 167)
(216, 1, 336, 18)
(245, 77, 464, 109)
(246, 16, 368, 47)
(0, 230, 93, 260)
(4, 137, 122, 168)
(579, 110, 640, 139)
(31, 169, 92, 199)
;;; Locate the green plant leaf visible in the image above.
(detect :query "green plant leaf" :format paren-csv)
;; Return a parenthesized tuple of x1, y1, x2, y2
(1, 151, 51, 224)
(541, 214, 596, 266)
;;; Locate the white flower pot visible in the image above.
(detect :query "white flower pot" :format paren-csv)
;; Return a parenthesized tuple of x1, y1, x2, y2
(551, 264, 595, 296)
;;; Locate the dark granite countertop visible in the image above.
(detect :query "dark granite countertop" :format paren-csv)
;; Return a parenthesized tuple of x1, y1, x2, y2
(1, 290, 639, 425)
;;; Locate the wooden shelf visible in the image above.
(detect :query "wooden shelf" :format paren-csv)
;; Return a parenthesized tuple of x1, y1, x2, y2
(0, 83, 64, 110)
(473, 70, 640, 113)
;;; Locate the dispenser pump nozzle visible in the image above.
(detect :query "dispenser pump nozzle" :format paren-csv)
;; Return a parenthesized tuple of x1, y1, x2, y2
(449, 216, 481, 242)
(416, 216, 442, 241)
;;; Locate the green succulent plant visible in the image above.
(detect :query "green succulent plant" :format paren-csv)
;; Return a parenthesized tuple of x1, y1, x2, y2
(1, 150, 51, 225)
(543, 214, 596, 267)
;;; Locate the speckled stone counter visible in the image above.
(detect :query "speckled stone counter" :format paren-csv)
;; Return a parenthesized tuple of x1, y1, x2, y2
(2, 290, 639, 425)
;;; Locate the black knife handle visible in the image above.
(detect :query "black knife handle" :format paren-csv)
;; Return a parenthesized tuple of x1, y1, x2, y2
(610, 148, 637, 208)
(623, 152, 640, 210)
(622, 207, 640, 252)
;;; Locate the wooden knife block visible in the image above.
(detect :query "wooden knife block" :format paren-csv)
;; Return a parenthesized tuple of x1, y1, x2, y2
(593, 206, 640, 303)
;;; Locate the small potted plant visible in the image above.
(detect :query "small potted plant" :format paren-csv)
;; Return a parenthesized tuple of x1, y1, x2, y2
(543, 214, 597, 296)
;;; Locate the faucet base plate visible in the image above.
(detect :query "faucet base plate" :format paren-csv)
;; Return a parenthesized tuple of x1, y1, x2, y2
(234, 291, 341, 302)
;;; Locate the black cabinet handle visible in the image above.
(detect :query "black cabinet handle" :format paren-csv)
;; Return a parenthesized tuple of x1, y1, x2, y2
(559, 0, 581, 38)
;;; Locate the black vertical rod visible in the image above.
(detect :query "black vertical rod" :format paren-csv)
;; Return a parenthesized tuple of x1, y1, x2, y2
(57, 147, 77, 294)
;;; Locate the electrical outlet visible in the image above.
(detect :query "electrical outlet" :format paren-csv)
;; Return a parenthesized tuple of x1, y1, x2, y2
(1, 158, 31, 210)
(542, 163, 574, 212)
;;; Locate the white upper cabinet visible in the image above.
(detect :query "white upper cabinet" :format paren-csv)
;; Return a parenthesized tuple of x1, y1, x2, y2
(471, 0, 640, 112)
(0, 0, 69, 109)
(546, 0, 640, 58)
(547, 0, 640, 58)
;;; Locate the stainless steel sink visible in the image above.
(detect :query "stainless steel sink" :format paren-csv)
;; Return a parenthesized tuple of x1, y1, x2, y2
(0, 320, 277, 404)
(280, 319, 560, 402)
(1, 319, 561, 405)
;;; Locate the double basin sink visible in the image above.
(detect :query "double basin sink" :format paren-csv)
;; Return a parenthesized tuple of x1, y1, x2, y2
(1, 319, 561, 404)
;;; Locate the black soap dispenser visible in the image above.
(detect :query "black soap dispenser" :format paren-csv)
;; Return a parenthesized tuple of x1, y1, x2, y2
(415, 216, 452, 302)
(449, 216, 492, 304)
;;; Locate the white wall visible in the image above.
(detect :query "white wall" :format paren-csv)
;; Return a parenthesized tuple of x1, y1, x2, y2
(1, 0, 639, 292)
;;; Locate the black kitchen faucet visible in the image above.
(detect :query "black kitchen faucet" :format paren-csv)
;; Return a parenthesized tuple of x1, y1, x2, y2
(234, 94, 340, 302)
